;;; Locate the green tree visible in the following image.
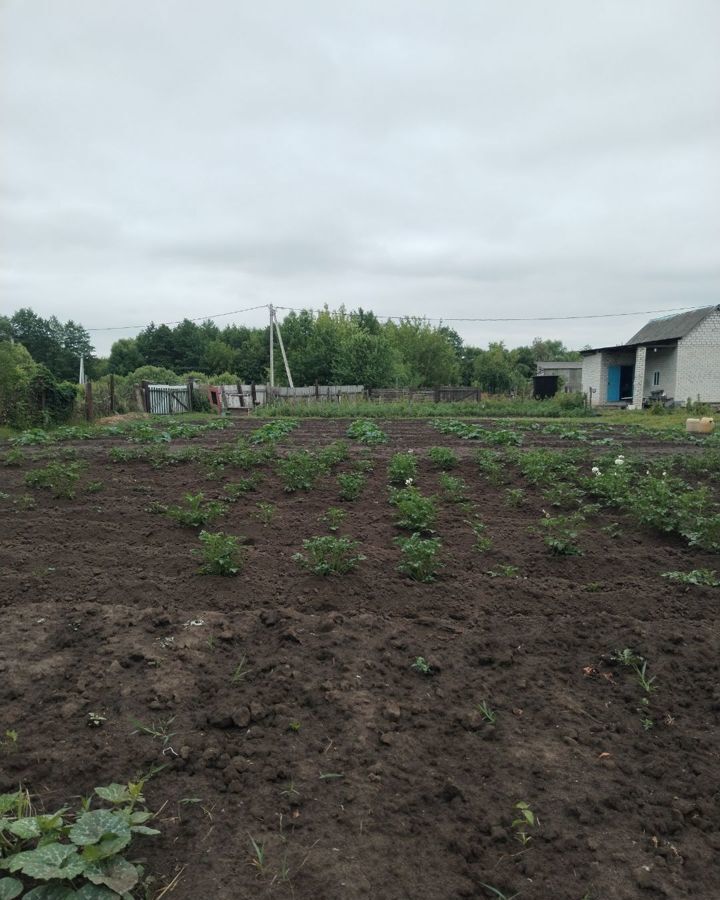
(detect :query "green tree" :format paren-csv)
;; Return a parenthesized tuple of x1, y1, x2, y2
(108, 338, 145, 375)
(202, 339, 238, 375)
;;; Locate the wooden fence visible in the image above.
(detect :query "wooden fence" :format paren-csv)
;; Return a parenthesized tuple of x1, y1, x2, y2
(208, 383, 365, 413)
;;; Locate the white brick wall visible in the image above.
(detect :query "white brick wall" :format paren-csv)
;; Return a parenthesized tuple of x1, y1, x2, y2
(642, 346, 677, 400)
(675, 308, 720, 403)
(582, 352, 603, 404)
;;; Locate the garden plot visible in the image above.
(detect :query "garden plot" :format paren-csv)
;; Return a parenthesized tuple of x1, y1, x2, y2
(1, 418, 719, 900)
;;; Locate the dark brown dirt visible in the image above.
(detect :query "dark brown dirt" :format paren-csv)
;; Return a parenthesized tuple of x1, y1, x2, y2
(1, 419, 719, 900)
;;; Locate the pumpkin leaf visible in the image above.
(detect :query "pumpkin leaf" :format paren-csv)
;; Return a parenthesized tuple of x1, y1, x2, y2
(6, 842, 85, 880)
(69, 811, 130, 847)
(83, 856, 139, 894)
(0, 876, 23, 900)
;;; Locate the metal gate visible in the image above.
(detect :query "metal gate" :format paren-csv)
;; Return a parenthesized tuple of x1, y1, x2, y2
(146, 383, 191, 415)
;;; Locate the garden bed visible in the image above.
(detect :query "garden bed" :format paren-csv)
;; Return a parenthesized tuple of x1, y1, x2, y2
(1, 418, 719, 899)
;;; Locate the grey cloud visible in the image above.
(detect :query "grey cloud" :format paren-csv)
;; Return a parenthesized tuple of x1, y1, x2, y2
(1, 0, 719, 355)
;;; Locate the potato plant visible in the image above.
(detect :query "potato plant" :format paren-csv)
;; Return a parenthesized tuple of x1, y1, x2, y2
(293, 536, 365, 576)
(194, 531, 245, 575)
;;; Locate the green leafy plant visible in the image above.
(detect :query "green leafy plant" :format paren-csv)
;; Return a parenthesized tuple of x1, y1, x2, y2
(292, 536, 365, 576)
(511, 800, 535, 846)
(24, 462, 86, 499)
(465, 518, 492, 551)
(474, 449, 507, 485)
(85, 481, 104, 494)
(231, 656, 252, 683)
(337, 472, 366, 501)
(411, 656, 433, 675)
(0, 780, 159, 898)
(346, 419, 388, 445)
(2, 449, 24, 467)
(165, 492, 227, 528)
(391, 486, 437, 532)
(439, 473, 468, 504)
(321, 507, 346, 532)
(538, 513, 584, 555)
(505, 488, 525, 507)
(427, 446, 458, 470)
(661, 568, 720, 587)
(387, 452, 418, 485)
(224, 477, 261, 500)
(249, 420, 298, 444)
(253, 502, 276, 526)
(131, 716, 177, 748)
(396, 533, 442, 582)
(542, 482, 585, 509)
(194, 530, 245, 576)
(477, 701, 496, 724)
(276, 451, 323, 492)
(486, 565, 520, 578)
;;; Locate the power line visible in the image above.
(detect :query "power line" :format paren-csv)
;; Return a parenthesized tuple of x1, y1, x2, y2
(274, 303, 709, 323)
(86, 302, 708, 332)
(85, 303, 268, 332)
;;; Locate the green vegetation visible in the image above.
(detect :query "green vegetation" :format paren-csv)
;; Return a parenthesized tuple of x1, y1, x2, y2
(538, 513, 585, 555)
(427, 446, 458, 469)
(387, 452, 418, 485)
(292, 536, 365, 576)
(249, 420, 298, 444)
(24, 462, 86, 499)
(321, 507, 346, 532)
(346, 419, 388, 444)
(0, 779, 159, 898)
(439, 473, 469, 504)
(396, 533, 443, 581)
(164, 492, 227, 528)
(390, 486, 438, 532)
(411, 657, 433, 675)
(511, 801, 536, 846)
(661, 568, 720, 586)
(337, 472, 366, 501)
(194, 531, 245, 576)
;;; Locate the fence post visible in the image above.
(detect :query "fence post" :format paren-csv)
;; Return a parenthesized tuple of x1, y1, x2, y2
(141, 381, 150, 413)
(109, 374, 115, 413)
(250, 382, 257, 407)
(187, 378, 194, 412)
(85, 381, 93, 421)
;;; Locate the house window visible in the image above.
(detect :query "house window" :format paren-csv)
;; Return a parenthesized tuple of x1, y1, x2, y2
(653, 371, 660, 386)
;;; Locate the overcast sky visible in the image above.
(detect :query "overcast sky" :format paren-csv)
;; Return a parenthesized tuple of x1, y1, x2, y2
(1, 1, 719, 356)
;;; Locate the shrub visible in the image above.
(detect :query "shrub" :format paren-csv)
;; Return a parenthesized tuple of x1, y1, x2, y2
(388, 452, 418, 485)
(293, 536, 365, 575)
(194, 530, 245, 575)
(396, 533, 442, 582)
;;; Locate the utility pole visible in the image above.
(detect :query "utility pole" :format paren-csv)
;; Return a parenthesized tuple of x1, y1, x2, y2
(268, 304, 274, 388)
(274, 314, 294, 389)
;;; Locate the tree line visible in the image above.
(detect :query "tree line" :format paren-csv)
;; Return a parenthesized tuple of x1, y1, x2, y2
(2, 306, 581, 392)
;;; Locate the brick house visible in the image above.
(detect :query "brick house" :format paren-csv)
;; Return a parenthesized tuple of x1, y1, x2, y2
(581, 305, 720, 407)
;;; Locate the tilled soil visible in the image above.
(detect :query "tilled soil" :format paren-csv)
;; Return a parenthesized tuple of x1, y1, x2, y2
(1, 419, 719, 900)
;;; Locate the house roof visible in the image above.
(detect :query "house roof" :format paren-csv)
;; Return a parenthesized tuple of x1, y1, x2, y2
(581, 305, 719, 355)
(625, 305, 719, 344)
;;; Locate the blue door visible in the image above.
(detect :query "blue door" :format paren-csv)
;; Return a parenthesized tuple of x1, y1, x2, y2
(607, 366, 621, 402)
